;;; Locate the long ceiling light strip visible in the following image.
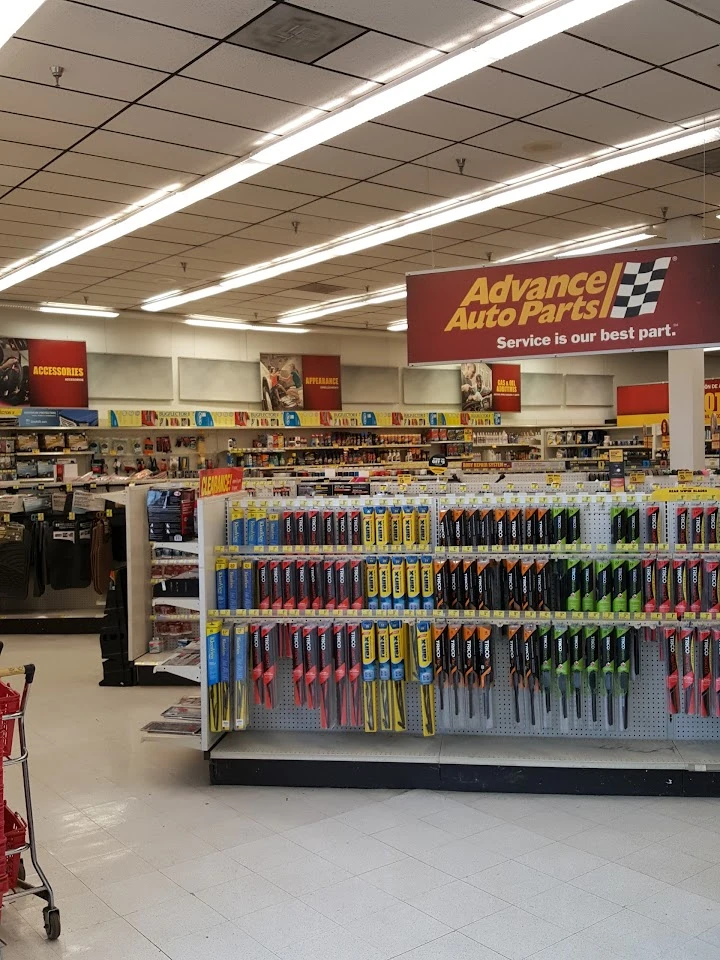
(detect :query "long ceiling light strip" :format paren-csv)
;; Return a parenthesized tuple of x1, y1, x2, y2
(498, 224, 653, 262)
(277, 284, 406, 324)
(38, 301, 119, 318)
(1, 0, 46, 49)
(0, 0, 636, 294)
(143, 124, 720, 312)
(554, 231, 656, 258)
(185, 315, 308, 332)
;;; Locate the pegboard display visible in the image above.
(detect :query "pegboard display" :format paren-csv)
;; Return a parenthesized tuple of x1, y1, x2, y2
(199, 487, 720, 750)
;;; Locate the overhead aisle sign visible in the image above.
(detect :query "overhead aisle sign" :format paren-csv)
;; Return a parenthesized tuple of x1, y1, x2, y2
(406, 240, 720, 363)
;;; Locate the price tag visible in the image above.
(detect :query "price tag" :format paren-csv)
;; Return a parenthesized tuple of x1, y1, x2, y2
(105, 508, 113, 517)
(555, 611, 567, 619)
(678, 469, 693, 485)
(68, 511, 75, 520)
(608, 449, 624, 463)
(491, 544, 502, 553)
(448, 609, 460, 618)
(539, 610, 551, 620)
(278, 609, 287, 617)
(630, 472, 645, 485)
(700, 612, 711, 621)
(597, 543, 608, 552)
(508, 610, 520, 619)
(546, 474, 562, 487)
(2, 514, 9, 523)
(650, 612, 662, 620)
(676, 543, 687, 552)
(588, 611, 600, 619)
(309, 544, 320, 553)
(66, 483, 72, 492)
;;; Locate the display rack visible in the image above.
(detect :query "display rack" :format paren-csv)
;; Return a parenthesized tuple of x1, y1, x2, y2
(190, 478, 720, 795)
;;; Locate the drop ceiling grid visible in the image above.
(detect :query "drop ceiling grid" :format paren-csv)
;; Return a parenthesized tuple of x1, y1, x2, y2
(0, 0, 717, 315)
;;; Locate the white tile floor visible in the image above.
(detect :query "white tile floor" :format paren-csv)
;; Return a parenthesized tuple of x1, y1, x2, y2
(3, 634, 720, 958)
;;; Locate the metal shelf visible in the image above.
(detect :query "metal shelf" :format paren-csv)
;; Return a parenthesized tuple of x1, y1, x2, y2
(151, 596, 201, 612)
(150, 540, 199, 555)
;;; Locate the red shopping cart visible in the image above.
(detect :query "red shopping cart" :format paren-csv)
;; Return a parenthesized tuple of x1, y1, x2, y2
(0, 665, 59, 950)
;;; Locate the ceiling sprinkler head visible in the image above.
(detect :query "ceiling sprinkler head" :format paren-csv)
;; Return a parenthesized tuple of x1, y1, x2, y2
(50, 65, 65, 87)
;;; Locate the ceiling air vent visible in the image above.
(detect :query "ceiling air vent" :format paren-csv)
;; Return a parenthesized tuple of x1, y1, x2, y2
(294, 282, 348, 294)
(227, 4, 364, 63)
(671, 145, 720, 174)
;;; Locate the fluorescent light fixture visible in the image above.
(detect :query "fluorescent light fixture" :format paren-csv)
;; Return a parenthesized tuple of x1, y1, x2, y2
(185, 315, 308, 332)
(144, 123, 720, 313)
(554, 231, 656, 258)
(497, 224, 651, 263)
(387, 320, 409, 332)
(0, 0, 638, 294)
(278, 284, 406, 324)
(38, 302, 119, 318)
(705, 347, 720, 353)
(1, 0, 46, 50)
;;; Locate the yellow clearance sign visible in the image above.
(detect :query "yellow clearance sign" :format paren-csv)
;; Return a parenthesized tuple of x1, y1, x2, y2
(198, 467, 244, 498)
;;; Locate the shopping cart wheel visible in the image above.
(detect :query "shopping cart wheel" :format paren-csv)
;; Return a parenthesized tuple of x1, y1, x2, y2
(17, 861, 25, 883)
(43, 907, 61, 941)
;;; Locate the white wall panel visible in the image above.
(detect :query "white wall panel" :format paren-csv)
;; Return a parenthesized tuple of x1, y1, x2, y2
(402, 367, 458, 406)
(521, 372, 565, 407)
(342, 365, 400, 404)
(88, 352, 172, 400)
(178, 357, 260, 403)
(564, 374, 614, 407)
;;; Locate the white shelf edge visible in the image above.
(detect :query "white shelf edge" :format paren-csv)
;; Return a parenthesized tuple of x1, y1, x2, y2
(151, 541, 200, 555)
(151, 596, 201, 611)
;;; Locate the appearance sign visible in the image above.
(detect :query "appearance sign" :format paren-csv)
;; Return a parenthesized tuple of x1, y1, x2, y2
(407, 241, 720, 363)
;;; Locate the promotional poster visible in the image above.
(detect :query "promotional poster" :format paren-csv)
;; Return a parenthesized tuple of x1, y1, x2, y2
(407, 241, 720, 364)
(259, 354, 341, 411)
(460, 362, 521, 412)
(0, 337, 88, 408)
(260, 354, 304, 411)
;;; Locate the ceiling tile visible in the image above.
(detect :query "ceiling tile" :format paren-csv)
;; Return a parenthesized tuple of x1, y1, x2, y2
(0, 77, 120, 128)
(190, 198, 277, 223)
(436, 66, 572, 117)
(595, 69, 720, 123)
(139, 76, 304, 136)
(18, 0, 214, 72)
(74, 130, 234, 176)
(183, 43, 367, 108)
(78, 0, 273, 38)
(298, 0, 515, 51)
(328, 181, 453, 213)
(290, 145, 399, 179)
(317, 31, 437, 81)
(46, 153, 195, 189)
(667, 45, 720, 90)
(509, 194, 587, 217)
(657, 174, 720, 206)
(468, 120, 599, 165)
(677, 1, 720, 20)
(0, 165, 33, 189)
(0, 141, 60, 169)
(0, 203, 94, 230)
(606, 159, 700, 189)
(379, 98, 504, 141)
(217, 182, 316, 211)
(606, 189, 709, 217)
(1, 188, 125, 218)
(251, 165, 355, 197)
(0, 38, 166, 101)
(572, 0, 720, 65)
(133, 225, 220, 246)
(106, 105, 257, 157)
(0, 218, 66, 239)
(422, 142, 546, 182)
(0, 112, 88, 149)
(527, 97, 667, 146)
(371, 163, 492, 199)
(559, 206, 658, 228)
(554, 178, 641, 203)
(326, 123, 450, 161)
(499, 33, 647, 94)
(160, 212, 250, 235)
(293, 197, 389, 226)
(20, 172, 145, 205)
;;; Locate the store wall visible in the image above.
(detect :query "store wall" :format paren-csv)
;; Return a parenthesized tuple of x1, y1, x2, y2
(1, 307, 715, 425)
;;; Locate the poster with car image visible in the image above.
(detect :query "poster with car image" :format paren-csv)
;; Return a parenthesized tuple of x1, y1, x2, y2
(260, 354, 304, 410)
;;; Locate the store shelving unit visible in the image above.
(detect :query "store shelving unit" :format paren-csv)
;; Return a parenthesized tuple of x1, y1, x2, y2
(190, 478, 720, 795)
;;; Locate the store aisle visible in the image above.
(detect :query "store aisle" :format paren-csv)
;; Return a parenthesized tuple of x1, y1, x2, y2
(2, 635, 720, 959)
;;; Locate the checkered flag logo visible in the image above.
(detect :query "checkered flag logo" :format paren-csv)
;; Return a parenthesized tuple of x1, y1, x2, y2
(610, 256, 672, 319)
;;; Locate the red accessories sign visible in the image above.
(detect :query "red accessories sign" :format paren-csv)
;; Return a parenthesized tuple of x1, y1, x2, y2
(198, 467, 244, 498)
(406, 241, 720, 363)
(302, 355, 342, 410)
(0, 337, 88, 408)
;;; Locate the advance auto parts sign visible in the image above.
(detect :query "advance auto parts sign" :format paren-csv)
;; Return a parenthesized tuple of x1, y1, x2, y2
(406, 241, 720, 364)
